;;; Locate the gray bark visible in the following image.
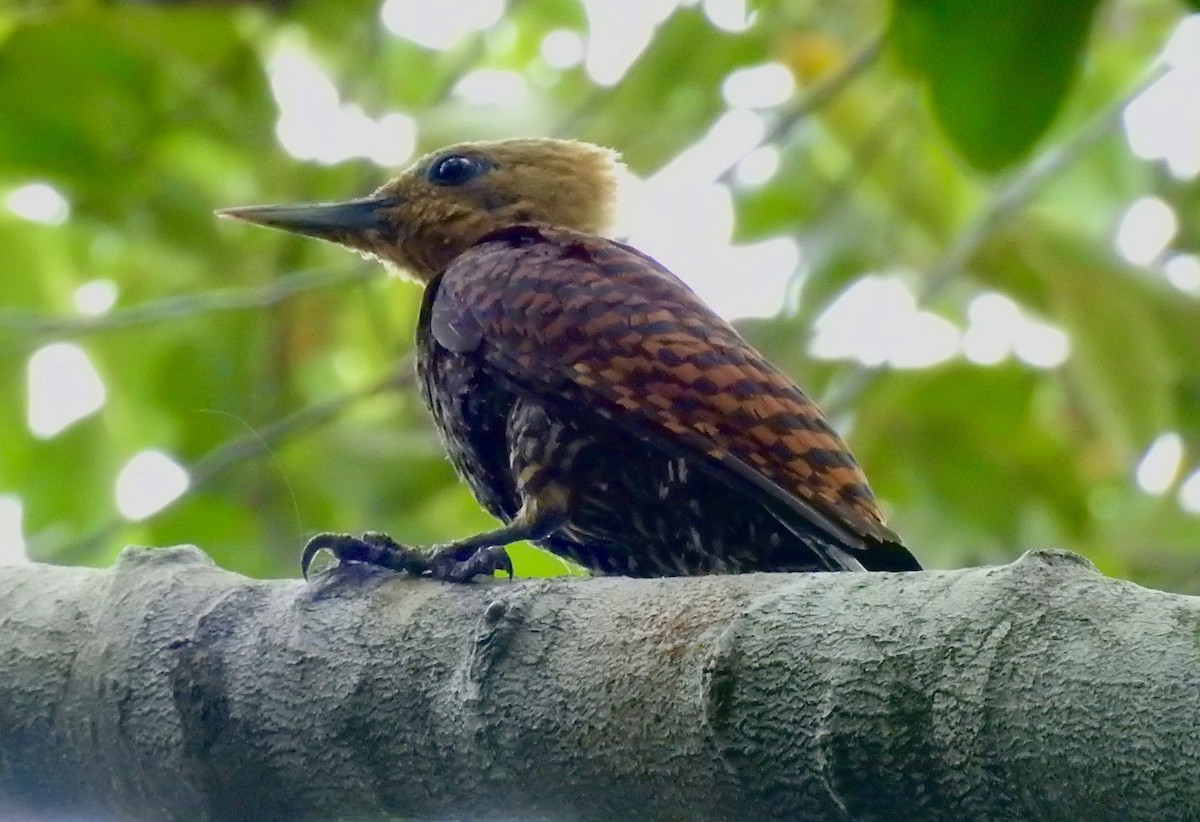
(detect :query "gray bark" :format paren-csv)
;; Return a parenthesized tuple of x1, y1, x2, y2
(0, 546, 1197, 822)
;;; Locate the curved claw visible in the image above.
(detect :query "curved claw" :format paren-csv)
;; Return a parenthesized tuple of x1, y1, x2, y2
(301, 532, 354, 581)
(493, 546, 515, 579)
(300, 531, 514, 583)
(434, 544, 514, 583)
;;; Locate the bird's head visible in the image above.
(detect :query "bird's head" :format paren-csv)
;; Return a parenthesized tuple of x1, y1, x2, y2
(218, 138, 622, 282)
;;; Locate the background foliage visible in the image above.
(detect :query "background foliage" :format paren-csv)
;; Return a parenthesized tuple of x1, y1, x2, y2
(1, 0, 1197, 591)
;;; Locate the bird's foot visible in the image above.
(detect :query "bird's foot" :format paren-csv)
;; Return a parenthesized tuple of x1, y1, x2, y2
(301, 531, 513, 583)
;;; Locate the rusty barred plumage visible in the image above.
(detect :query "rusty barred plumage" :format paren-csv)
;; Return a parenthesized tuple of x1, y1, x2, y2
(220, 137, 920, 580)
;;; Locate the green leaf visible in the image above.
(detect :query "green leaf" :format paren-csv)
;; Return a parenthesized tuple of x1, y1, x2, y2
(974, 222, 1197, 460)
(855, 363, 1092, 545)
(890, 0, 1102, 172)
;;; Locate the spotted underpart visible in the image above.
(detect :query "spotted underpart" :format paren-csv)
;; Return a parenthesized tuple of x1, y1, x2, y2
(507, 398, 837, 574)
(417, 223, 921, 574)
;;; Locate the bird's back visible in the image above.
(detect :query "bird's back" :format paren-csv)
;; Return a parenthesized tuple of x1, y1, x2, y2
(417, 224, 920, 573)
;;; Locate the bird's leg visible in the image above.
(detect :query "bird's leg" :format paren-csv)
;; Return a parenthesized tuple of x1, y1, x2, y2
(301, 505, 563, 583)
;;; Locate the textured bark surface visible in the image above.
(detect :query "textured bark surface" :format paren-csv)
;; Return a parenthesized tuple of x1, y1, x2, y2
(0, 546, 1197, 821)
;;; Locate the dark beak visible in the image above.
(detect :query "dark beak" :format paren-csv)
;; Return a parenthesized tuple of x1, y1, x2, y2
(216, 196, 397, 241)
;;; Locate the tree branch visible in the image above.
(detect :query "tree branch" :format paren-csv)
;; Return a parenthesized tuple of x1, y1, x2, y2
(1, 548, 1197, 821)
(0, 265, 377, 349)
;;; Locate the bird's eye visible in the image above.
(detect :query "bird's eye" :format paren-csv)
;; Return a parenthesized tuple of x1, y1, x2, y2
(427, 154, 489, 187)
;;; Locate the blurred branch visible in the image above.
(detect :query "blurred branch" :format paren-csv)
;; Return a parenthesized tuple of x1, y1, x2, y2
(919, 69, 1166, 303)
(821, 64, 1169, 417)
(759, 29, 886, 149)
(187, 364, 409, 490)
(0, 264, 378, 349)
(802, 93, 913, 235)
(51, 364, 410, 566)
(713, 28, 886, 188)
(3, 547, 1198, 821)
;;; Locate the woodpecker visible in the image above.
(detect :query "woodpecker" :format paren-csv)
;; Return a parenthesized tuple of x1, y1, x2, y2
(220, 138, 920, 581)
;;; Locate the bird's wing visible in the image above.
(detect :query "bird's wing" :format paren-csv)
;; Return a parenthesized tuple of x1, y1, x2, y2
(432, 225, 914, 567)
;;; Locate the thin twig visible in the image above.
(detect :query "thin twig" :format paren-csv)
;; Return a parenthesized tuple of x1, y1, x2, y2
(716, 29, 885, 188)
(188, 366, 411, 490)
(50, 364, 413, 566)
(0, 264, 378, 346)
(764, 30, 886, 148)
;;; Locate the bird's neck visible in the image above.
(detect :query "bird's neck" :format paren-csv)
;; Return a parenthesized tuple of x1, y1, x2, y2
(401, 210, 507, 282)
(404, 217, 570, 282)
